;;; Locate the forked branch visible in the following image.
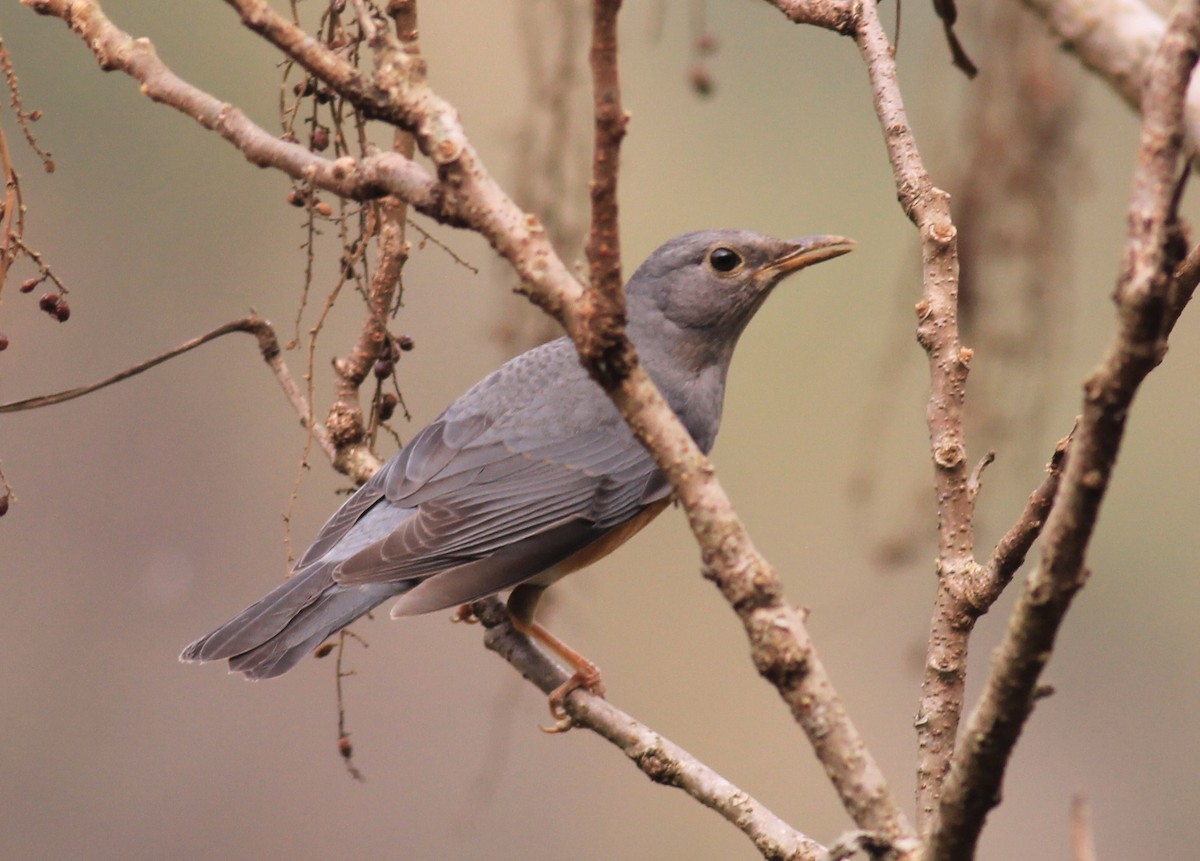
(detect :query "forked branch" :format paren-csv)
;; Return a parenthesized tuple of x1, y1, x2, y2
(929, 4, 1200, 858)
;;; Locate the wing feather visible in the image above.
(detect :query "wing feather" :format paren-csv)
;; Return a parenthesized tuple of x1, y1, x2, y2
(299, 337, 670, 591)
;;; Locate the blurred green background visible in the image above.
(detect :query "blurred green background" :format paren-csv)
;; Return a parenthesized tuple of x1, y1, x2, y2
(1, 2, 1196, 859)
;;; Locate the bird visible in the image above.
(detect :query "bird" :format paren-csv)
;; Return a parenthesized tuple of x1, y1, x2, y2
(181, 229, 852, 716)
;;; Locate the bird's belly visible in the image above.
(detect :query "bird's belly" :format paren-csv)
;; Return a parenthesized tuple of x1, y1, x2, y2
(525, 497, 671, 589)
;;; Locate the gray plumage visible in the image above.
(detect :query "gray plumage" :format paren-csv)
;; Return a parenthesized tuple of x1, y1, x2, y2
(180, 229, 851, 679)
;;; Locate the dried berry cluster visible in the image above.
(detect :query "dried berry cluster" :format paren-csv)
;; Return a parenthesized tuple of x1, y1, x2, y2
(2, 276, 71, 352)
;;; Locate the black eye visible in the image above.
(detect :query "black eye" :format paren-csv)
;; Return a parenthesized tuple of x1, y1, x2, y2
(709, 246, 742, 272)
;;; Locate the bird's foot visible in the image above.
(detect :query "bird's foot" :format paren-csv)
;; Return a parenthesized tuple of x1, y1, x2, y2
(451, 604, 479, 624)
(539, 662, 605, 734)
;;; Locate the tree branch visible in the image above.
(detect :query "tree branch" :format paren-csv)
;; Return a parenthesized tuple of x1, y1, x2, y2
(324, 7, 423, 486)
(966, 432, 1071, 611)
(471, 598, 827, 861)
(23, 0, 447, 213)
(578, 0, 631, 387)
(929, 4, 1200, 858)
(770, 0, 858, 34)
(0, 315, 335, 461)
(1013, 0, 1200, 148)
(846, 0, 978, 835)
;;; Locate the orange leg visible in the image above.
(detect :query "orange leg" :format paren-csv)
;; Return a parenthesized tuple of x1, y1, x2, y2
(507, 584, 605, 732)
(511, 615, 605, 725)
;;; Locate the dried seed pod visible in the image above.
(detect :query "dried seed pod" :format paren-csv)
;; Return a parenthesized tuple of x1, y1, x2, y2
(38, 292, 60, 313)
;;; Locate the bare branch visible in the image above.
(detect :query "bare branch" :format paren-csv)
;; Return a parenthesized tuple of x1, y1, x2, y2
(471, 598, 827, 861)
(848, 0, 976, 835)
(0, 315, 335, 462)
(967, 431, 1072, 610)
(23, 0, 445, 213)
(929, 5, 1200, 858)
(323, 6, 422, 486)
(578, 0, 631, 386)
(770, 0, 857, 34)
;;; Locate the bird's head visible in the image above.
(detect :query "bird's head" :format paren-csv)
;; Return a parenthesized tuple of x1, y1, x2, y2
(626, 229, 854, 367)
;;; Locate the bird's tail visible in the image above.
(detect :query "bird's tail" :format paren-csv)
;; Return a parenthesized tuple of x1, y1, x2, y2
(180, 563, 406, 680)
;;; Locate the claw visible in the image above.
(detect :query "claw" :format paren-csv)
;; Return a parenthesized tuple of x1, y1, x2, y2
(504, 601, 607, 732)
(537, 664, 605, 733)
(451, 604, 479, 624)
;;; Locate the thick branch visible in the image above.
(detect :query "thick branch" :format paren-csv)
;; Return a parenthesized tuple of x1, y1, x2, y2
(929, 5, 1200, 859)
(596, 365, 919, 859)
(472, 598, 827, 861)
(238, 1, 917, 849)
(770, 0, 858, 34)
(849, 0, 977, 835)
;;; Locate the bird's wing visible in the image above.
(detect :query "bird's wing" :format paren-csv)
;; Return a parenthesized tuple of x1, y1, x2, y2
(288, 411, 492, 572)
(293, 337, 669, 589)
(332, 416, 667, 586)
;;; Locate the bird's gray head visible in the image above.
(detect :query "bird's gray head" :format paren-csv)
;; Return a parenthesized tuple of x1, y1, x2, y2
(625, 229, 853, 370)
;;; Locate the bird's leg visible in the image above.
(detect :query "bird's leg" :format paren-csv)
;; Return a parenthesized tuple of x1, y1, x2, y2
(507, 584, 605, 733)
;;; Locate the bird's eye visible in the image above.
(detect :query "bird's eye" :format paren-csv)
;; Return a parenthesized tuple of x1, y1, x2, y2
(709, 246, 742, 272)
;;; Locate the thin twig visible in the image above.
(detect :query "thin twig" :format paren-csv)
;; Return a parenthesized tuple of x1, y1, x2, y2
(578, 0, 631, 387)
(967, 431, 1072, 610)
(929, 5, 1200, 859)
(0, 34, 54, 170)
(333, 629, 367, 782)
(323, 4, 419, 486)
(0, 120, 24, 291)
(0, 317, 333, 462)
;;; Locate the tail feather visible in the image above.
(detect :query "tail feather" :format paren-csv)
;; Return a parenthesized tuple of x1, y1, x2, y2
(180, 563, 405, 680)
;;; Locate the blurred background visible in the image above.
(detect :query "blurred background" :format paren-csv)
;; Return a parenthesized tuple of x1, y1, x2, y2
(1, 2, 1196, 859)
